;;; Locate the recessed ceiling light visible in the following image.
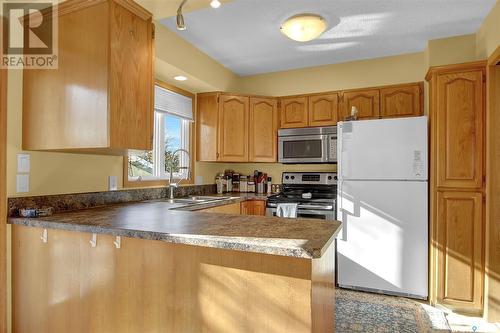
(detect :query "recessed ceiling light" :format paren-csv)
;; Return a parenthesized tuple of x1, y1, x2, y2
(174, 75, 187, 81)
(280, 14, 327, 42)
(210, 0, 221, 8)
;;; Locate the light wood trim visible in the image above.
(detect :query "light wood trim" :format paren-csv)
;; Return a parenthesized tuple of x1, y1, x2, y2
(485, 46, 500, 322)
(426, 61, 488, 81)
(123, 80, 195, 188)
(155, 80, 194, 99)
(13, 225, 334, 332)
(0, 19, 7, 332)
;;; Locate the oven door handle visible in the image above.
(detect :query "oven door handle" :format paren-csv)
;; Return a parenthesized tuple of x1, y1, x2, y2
(267, 203, 334, 210)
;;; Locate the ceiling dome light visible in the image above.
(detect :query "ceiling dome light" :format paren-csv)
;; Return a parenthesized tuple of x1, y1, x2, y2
(210, 0, 221, 8)
(280, 14, 327, 42)
(174, 75, 187, 81)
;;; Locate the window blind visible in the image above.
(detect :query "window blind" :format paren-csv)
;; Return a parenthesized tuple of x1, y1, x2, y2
(154, 85, 193, 121)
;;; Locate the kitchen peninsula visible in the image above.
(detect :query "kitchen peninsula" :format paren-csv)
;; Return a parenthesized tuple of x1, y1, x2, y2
(9, 196, 340, 333)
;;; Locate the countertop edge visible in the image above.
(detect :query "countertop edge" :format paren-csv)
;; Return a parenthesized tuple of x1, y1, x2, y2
(8, 216, 330, 259)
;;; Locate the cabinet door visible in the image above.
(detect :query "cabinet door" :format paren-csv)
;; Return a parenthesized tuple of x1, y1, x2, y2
(341, 89, 380, 121)
(249, 98, 278, 162)
(436, 191, 483, 313)
(380, 84, 423, 118)
(280, 97, 308, 128)
(109, 2, 154, 150)
(201, 203, 241, 214)
(218, 95, 249, 162)
(252, 201, 267, 216)
(308, 93, 339, 126)
(196, 94, 219, 161)
(436, 70, 484, 189)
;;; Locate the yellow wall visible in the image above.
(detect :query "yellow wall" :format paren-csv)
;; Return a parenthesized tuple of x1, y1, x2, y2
(476, 0, 500, 59)
(425, 34, 478, 67)
(234, 52, 427, 96)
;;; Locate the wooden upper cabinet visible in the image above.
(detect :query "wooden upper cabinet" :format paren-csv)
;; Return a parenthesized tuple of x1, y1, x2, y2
(218, 95, 249, 162)
(380, 83, 423, 118)
(341, 89, 380, 121)
(435, 69, 484, 189)
(308, 93, 339, 127)
(249, 98, 278, 162)
(22, 0, 154, 154)
(196, 93, 219, 162)
(436, 191, 483, 313)
(280, 97, 308, 128)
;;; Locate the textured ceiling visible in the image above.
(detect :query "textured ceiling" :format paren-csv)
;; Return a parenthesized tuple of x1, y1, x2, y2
(160, 0, 496, 76)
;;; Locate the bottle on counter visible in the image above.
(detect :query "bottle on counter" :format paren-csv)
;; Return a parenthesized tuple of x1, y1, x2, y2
(267, 177, 272, 195)
(240, 176, 248, 193)
(216, 173, 224, 194)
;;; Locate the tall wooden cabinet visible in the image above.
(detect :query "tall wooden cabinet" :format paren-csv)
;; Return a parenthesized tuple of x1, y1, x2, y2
(218, 95, 249, 162)
(427, 62, 486, 315)
(22, 0, 155, 154)
(249, 98, 278, 162)
(196, 93, 278, 162)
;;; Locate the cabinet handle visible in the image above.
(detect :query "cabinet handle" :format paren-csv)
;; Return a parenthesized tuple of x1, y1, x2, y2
(114, 236, 121, 249)
(89, 233, 97, 248)
(40, 229, 48, 243)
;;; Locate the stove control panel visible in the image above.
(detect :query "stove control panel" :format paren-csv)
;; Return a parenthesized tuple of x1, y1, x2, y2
(282, 172, 337, 185)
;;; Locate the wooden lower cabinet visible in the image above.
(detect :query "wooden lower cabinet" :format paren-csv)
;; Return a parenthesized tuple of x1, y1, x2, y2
(436, 191, 484, 313)
(241, 200, 267, 216)
(200, 202, 241, 214)
(12, 225, 335, 333)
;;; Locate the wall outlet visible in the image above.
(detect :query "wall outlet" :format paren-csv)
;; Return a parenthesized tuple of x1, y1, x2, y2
(108, 176, 118, 191)
(16, 174, 29, 193)
(17, 154, 30, 173)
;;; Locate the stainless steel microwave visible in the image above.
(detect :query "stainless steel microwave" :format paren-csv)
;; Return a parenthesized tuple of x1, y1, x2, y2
(278, 126, 337, 164)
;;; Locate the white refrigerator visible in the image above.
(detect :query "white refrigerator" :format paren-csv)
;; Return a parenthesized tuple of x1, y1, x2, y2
(336, 116, 428, 299)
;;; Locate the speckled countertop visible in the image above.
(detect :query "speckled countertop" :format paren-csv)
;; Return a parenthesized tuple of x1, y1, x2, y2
(8, 194, 341, 259)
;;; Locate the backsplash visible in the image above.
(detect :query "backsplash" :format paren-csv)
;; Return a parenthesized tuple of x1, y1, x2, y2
(8, 184, 216, 217)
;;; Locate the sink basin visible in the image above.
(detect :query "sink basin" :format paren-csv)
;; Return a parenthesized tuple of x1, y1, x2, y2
(167, 196, 233, 205)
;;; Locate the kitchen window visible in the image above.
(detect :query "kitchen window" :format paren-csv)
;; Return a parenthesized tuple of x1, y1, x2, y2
(125, 81, 194, 186)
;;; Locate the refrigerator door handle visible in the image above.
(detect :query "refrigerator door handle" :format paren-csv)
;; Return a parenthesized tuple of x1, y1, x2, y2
(337, 180, 347, 241)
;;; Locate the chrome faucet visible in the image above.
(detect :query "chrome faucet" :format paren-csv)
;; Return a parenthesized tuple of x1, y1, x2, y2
(167, 148, 191, 200)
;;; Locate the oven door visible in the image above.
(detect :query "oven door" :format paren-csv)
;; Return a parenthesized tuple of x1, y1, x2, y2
(278, 134, 329, 163)
(266, 207, 336, 220)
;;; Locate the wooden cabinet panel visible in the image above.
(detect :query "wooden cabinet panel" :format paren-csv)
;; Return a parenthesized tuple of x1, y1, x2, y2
(249, 98, 278, 162)
(196, 94, 219, 162)
(201, 202, 241, 214)
(109, 1, 154, 150)
(341, 89, 380, 121)
(280, 97, 308, 128)
(380, 84, 423, 118)
(241, 200, 267, 216)
(218, 95, 249, 162)
(308, 94, 338, 127)
(436, 191, 483, 313)
(22, 0, 153, 154)
(436, 70, 484, 189)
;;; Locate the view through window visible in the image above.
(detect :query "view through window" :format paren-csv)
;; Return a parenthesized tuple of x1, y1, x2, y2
(128, 85, 192, 182)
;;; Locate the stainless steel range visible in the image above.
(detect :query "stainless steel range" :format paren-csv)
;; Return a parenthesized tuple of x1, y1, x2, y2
(266, 172, 337, 220)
